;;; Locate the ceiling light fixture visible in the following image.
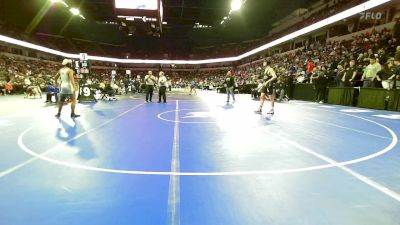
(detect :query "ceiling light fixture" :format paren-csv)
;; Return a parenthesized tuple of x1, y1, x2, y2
(69, 8, 80, 16)
(231, 0, 242, 11)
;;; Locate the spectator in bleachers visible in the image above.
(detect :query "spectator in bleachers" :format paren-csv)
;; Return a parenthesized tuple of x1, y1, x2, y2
(342, 60, 357, 87)
(377, 59, 396, 90)
(4, 82, 13, 95)
(378, 48, 389, 65)
(307, 59, 315, 74)
(393, 17, 400, 40)
(335, 64, 346, 87)
(311, 66, 328, 103)
(394, 57, 400, 89)
(395, 46, 400, 61)
(361, 57, 382, 87)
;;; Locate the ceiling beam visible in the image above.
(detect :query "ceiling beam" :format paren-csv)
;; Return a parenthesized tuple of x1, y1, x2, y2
(163, 5, 225, 10)
(164, 16, 212, 21)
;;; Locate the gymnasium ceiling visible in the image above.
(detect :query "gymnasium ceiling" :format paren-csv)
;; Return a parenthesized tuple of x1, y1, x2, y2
(1, 0, 321, 52)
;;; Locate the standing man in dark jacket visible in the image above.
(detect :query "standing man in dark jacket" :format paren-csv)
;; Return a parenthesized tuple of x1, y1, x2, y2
(342, 60, 357, 87)
(225, 71, 236, 103)
(311, 66, 328, 103)
(144, 71, 156, 102)
(335, 64, 346, 87)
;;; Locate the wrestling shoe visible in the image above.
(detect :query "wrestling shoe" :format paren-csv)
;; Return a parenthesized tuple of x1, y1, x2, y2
(254, 109, 262, 114)
(71, 114, 81, 118)
(267, 109, 274, 115)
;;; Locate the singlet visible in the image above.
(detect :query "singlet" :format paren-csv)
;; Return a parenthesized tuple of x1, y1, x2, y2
(225, 76, 235, 88)
(59, 67, 73, 94)
(264, 66, 277, 85)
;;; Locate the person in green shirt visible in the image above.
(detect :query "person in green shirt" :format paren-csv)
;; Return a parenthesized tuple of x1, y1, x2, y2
(361, 57, 382, 87)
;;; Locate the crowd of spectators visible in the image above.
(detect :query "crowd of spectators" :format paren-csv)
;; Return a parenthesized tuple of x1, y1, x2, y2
(0, 55, 59, 94)
(134, 24, 400, 100)
(2, 22, 400, 105)
(92, 23, 400, 98)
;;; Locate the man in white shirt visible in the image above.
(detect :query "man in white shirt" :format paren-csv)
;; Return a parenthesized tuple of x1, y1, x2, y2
(158, 71, 167, 103)
(144, 71, 156, 102)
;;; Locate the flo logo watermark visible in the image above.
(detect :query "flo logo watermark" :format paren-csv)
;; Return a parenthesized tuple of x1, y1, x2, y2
(360, 12, 384, 20)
